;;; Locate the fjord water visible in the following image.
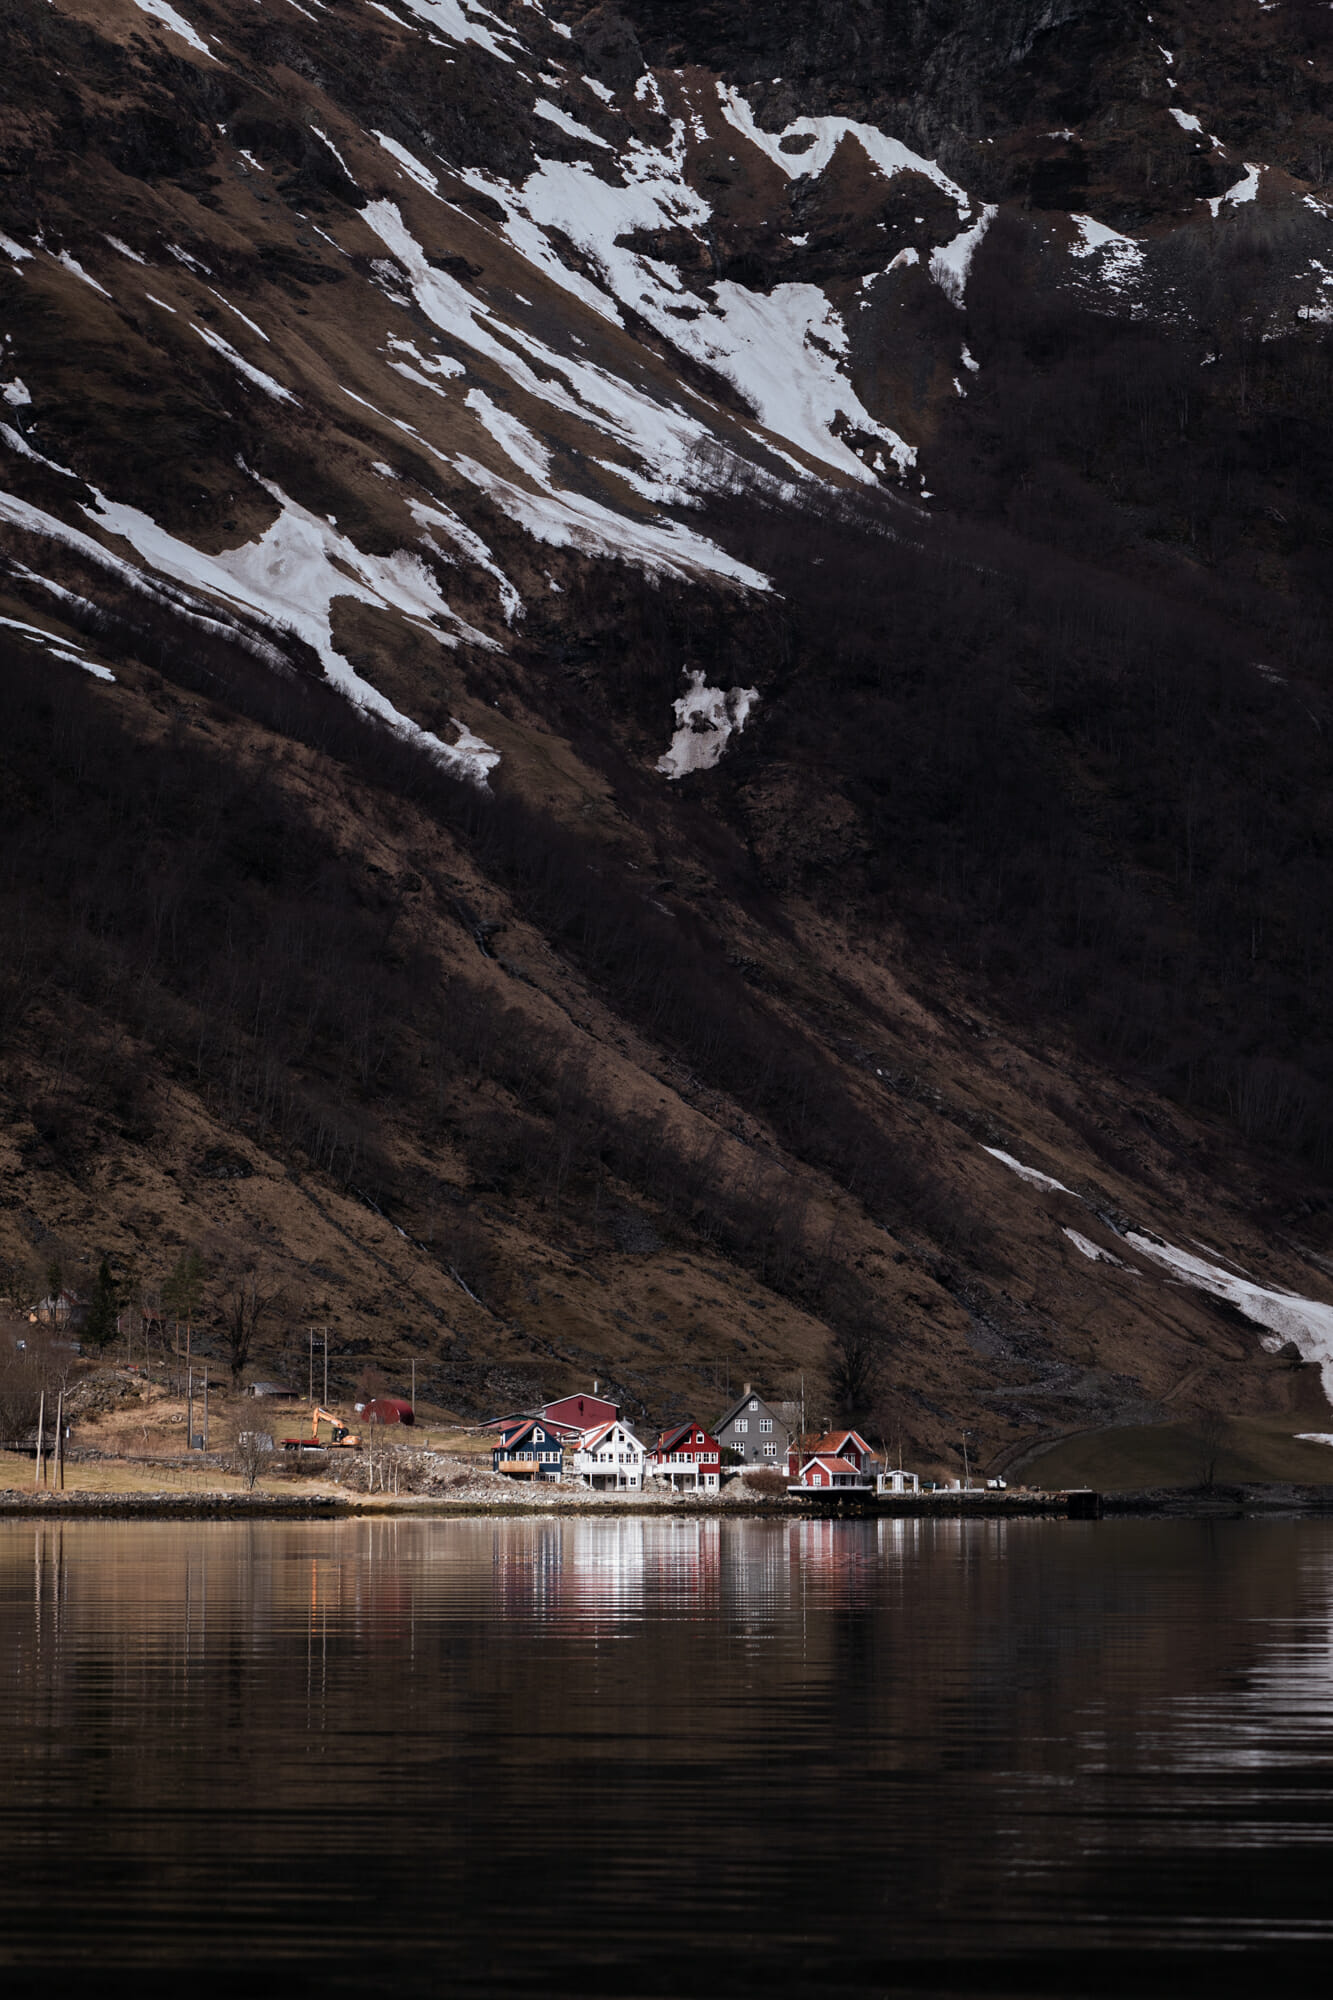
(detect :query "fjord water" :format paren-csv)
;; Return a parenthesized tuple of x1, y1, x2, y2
(5, 1519, 1333, 2000)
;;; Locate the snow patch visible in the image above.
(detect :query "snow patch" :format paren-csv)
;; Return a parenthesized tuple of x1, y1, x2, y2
(104, 235, 147, 265)
(52, 251, 111, 299)
(0, 232, 32, 265)
(1208, 165, 1262, 216)
(715, 85, 969, 212)
(0, 477, 499, 779)
(1064, 1229, 1132, 1269)
(457, 393, 768, 588)
(533, 99, 612, 149)
(1125, 1232, 1333, 1395)
(382, 0, 514, 62)
(1069, 214, 1144, 287)
(0, 613, 114, 679)
(1169, 107, 1203, 133)
(656, 670, 758, 778)
(929, 206, 997, 307)
(374, 132, 440, 194)
(127, 0, 215, 58)
(982, 1147, 1075, 1196)
(191, 323, 296, 402)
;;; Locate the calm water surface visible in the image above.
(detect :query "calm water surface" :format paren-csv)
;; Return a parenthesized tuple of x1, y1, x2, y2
(5, 1515, 1333, 1998)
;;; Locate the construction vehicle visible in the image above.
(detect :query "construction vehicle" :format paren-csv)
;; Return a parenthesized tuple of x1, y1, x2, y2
(280, 1405, 363, 1452)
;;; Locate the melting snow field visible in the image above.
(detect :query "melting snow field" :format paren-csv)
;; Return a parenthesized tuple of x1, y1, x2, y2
(982, 1147, 1074, 1196)
(656, 671, 758, 778)
(984, 1145, 1333, 1393)
(128, 0, 215, 58)
(0, 476, 500, 783)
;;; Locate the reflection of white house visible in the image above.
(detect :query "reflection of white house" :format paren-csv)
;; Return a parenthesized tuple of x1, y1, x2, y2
(567, 1420, 646, 1491)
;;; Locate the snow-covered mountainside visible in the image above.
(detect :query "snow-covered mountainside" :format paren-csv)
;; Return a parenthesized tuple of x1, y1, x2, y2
(4, 0, 1333, 1474)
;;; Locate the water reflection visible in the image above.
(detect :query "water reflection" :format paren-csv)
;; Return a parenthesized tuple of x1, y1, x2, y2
(5, 1517, 1333, 1996)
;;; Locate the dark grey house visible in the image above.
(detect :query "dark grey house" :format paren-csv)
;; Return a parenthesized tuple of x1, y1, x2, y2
(713, 1385, 792, 1468)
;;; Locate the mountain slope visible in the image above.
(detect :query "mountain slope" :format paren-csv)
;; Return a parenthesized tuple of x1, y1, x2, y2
(3, 0, 1333, 1473)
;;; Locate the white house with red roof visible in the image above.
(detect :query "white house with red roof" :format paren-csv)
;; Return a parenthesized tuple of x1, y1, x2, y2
(645, 1421, 721, 1491)
(566, 1418, 646, 1491)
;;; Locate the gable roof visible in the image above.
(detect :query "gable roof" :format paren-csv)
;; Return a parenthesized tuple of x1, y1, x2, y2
(654, 1421, 712, 1454)
(802, 1455, 864, 1478)
(576, 1419, 641, 1452)
(713, 1388, 787, 1434)
(808, 1429, 875, 1459)
(497, 1418, 545, 1450)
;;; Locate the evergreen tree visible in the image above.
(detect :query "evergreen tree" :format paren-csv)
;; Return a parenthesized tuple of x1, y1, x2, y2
(83, 1258, 120, 1351)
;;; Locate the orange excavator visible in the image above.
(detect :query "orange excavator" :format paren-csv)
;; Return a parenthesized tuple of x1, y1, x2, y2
(280, 1406, 363, 1452)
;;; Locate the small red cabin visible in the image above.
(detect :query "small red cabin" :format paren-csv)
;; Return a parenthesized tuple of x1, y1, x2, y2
(800, 1455, 865, 1490)
(357, 1397, 415, 1426)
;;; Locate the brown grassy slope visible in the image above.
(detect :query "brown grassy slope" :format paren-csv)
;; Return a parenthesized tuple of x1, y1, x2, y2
(2, 612, 1331, 1478)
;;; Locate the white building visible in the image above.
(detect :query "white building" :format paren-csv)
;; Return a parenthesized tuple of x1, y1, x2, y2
(567, 1419, 646, 1491)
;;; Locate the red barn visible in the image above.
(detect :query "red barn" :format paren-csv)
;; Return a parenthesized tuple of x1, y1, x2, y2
(357, 1397, 415, 1426)
(542, 1390, 618, 1432)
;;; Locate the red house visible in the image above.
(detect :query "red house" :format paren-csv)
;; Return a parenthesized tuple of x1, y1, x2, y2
(646, 1421, 721, 1491)
(787, 1429, 877, 1479)
(798, 1454, 867, 1491)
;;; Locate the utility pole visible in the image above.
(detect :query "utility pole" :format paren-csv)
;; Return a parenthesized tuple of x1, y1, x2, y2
(34, 1389, 44, 1491)
(203, 1369, 209, 1453)
(187, 1366, 193, 1451)
(411, 1359, 415, 1412)
(961, 1431, 971, 1491)
(308, 1327, 314, 1407)
(323, 1332, 328, 1409)
(54, 1388, 64, 1491)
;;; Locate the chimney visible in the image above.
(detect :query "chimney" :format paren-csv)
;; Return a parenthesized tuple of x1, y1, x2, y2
(593, 1379, 599, 1394)
(743, 1382, 751, 1397)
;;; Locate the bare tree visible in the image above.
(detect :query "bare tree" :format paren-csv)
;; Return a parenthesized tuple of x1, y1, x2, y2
(0, 1253, 39, 1320)
(218, 1272, 283, 1388)
(232, 1430, 274, 1491)
(1192, 1408, 1230, 1490)
(827, 1320, 887, 1430)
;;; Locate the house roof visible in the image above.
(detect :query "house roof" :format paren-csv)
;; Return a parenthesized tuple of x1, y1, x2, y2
(808, 1429, 875, 1459)
(654, 1421, 711, 1454)
(577, 1419, 641, 1451)
(802, 1455, 864, 1478)
(712, 1388, 786, 1434)
(497, 1418, 556, 1450)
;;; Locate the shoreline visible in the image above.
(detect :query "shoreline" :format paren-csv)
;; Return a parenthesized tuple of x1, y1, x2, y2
(4, 1483, 1333, 1520)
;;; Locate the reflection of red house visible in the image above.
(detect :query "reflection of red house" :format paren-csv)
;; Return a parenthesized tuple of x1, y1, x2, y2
(543, 1391, 618, 1432)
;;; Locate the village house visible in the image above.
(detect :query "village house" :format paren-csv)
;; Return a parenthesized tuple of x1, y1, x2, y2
(794, 1454, 870, 1492)
(492, 1418, 565, 1482)
(646, 1422, 721, 1491)
(566, 1419, 646, 1491)
(713, 1385, 791, 1470)
(787, 1429, 879, 1480)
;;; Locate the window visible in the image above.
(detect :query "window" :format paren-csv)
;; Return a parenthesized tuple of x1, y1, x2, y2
(695, 1432, 704, 1444)
(734, 1419, 747, 1434)
(759, 1419, 772, 1433)
(749, 1399, 758, 1411)
(734, 1442, 746, 1457)
(763, 1444, 777, 1458)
